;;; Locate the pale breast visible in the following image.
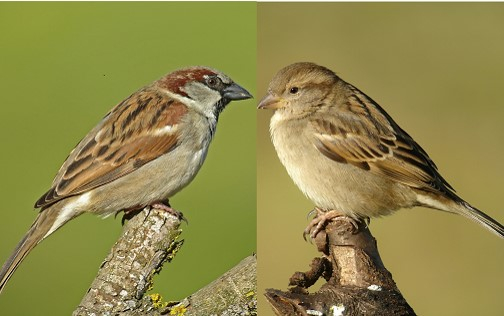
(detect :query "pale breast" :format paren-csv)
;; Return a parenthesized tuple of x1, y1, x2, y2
(270, 112, 416, 218)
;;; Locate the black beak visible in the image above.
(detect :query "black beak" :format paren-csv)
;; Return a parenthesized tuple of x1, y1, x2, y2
(223, 83, 253, 101)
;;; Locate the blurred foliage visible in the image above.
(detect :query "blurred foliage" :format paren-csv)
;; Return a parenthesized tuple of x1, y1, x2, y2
(257, 3, 504, 316)
(0, 2, 256, 315)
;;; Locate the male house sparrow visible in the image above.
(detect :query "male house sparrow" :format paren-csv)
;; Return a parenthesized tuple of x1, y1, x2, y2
(258, 62, 503, 238)
(0, 66, 252, 293)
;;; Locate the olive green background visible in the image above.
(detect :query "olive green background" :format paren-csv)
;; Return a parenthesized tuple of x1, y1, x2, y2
(257, 3, 504, 316)
(0, 2, 256, 315)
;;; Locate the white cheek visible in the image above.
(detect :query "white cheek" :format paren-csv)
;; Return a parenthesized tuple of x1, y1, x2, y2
(44, 191, 93, 239)
(182, 83, 221, 120)
(200, 90, 221, 116)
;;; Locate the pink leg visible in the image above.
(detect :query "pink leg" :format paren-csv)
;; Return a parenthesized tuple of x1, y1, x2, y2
(303, 208, 360, 241)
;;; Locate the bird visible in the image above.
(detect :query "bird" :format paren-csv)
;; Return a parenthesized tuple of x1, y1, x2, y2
(258, 62, 504, 239)
(0, 66, 252, 293)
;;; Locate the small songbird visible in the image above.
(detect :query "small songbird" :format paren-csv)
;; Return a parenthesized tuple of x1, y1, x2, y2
(258, 62, 503, 239)
(0, 66, 252, 293)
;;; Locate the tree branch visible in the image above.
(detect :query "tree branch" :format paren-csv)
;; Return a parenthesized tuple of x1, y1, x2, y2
(182, 255, 257, 316)
(265, 219, 415, 316)
(73, 207, 256, 316)
(73, 207, 183, 315)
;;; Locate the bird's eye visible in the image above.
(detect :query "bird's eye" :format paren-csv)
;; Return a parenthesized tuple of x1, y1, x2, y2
(206, 76, 219, 88)
(289, 87, 299, 94)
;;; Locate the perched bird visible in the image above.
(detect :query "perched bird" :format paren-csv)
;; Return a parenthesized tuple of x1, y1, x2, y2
(0, 66, 252, 293)
(258, 62, 503, 239)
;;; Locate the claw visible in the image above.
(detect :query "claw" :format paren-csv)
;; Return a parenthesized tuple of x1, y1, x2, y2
(151, 202, 188, 224)
(115, 200, 189, 226)
(303, 207, 322, 242)
(306, 208, 318, 220)
(303, 209, 360, 240)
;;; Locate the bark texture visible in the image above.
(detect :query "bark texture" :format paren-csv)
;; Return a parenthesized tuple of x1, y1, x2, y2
(183, 255, 257, 316)
(73, 207, 257, 316)
(265, 219, 415, 316)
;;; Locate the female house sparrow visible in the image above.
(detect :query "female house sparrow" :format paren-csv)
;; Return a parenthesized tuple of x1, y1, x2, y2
(0, 66, 252, 293)
(258, 62, 503, 239)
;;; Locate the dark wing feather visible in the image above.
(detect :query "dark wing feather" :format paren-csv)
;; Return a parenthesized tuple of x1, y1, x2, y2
(35, 87, 187, 209)
(312, 84, 457, 198)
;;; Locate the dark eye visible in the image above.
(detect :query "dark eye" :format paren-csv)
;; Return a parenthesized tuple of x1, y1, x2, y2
(289, 87, 299, 94)
(206, 76, 220, 88)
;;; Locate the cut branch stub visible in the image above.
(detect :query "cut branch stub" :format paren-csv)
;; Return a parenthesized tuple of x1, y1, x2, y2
(265, 218, 416, 316)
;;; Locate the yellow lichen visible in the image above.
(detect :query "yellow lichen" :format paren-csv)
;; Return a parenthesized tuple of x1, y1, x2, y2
(245, 290, 255, 298)
(149, 293, 168, 309)
(169, 305, 187, 315)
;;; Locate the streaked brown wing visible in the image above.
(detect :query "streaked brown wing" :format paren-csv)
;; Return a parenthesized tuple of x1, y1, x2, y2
(35, 87, 187, 208)
(311, 84, 456, 197)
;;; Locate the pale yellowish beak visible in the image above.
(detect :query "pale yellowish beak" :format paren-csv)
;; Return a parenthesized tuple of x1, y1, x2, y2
(257, 93, 286, 110)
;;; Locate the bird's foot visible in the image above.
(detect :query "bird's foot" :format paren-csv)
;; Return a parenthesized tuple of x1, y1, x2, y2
(303, 208, 360, 241)
(117, 201, 187, 225)
(151, 202, 188, 224)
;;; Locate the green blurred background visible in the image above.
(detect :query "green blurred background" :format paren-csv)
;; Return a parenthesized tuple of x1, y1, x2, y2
(0, 2, 256, 315)
(257, 3, 504, 316)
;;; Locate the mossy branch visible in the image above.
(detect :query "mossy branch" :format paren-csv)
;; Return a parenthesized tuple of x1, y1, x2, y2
(73, 207, 256, 316)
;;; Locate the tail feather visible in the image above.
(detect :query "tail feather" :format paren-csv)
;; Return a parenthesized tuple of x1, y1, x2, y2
(417, 192, 504, 238)
(459, 201, 504, 238)
(0, 210, 59, 294)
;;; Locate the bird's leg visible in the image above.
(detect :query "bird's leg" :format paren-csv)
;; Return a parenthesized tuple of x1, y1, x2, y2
(117, 207, 142, 225)
(303, 208, 360, 241)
